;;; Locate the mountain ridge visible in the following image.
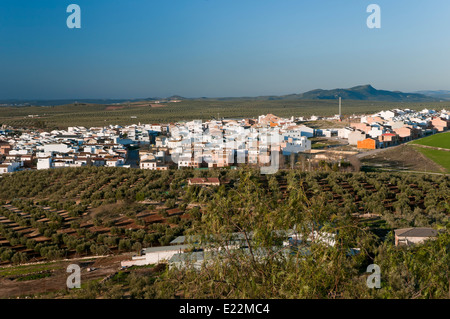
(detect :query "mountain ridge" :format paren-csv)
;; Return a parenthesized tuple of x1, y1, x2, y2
(414, 90, 450, 101)
(0, 85, 441, 106)
(290, 84, 438, 102)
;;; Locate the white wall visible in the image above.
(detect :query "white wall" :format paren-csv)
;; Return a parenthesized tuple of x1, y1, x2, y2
(37, 158, 52, 170)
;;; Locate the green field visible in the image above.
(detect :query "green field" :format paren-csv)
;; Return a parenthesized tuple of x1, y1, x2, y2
(0, 262, 58, 278)
(414, 147, 450, 172)
(411, 131, 450, 149)
(1, 100, 449, 129)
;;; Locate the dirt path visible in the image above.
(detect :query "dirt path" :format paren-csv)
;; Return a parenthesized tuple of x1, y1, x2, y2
(356, 144, 402, 159)
(0, 254, 132, 298)
(360, 144, 446, 173)
(0, 265, 116, 298)
(372, 168, 449, 176)
(411, 144, 450, 152)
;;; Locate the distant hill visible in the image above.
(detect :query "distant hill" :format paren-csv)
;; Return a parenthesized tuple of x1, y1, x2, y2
(0, 85, 439, 106)
(0, 96, 185, 107)
(182, 85, 439, 102)
(414, 90, 450, 101)
(292, 85, 438, 102)
(0, 99, 136, 107)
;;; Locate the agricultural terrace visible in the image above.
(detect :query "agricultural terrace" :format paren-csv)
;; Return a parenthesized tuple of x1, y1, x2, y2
(0, 167, 448, 266)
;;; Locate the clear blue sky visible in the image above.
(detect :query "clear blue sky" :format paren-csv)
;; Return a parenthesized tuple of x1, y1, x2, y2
(1, 0, 450, 99)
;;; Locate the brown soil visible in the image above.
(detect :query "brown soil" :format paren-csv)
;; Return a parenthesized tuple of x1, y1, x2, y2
(361, 144, 446, 173)
(0, 255, 131, 299)
(105, 106, 126, 110)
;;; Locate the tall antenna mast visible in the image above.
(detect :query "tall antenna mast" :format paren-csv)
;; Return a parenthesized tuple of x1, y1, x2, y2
(339, 97, 342, 121)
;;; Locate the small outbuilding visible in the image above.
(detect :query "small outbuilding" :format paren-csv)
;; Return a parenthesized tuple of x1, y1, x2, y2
(188, 178, 220, 186)
(394, 227, 438, 246)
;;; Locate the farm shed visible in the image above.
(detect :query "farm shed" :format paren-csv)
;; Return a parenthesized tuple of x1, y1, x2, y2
(394, 227, 438, 246)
